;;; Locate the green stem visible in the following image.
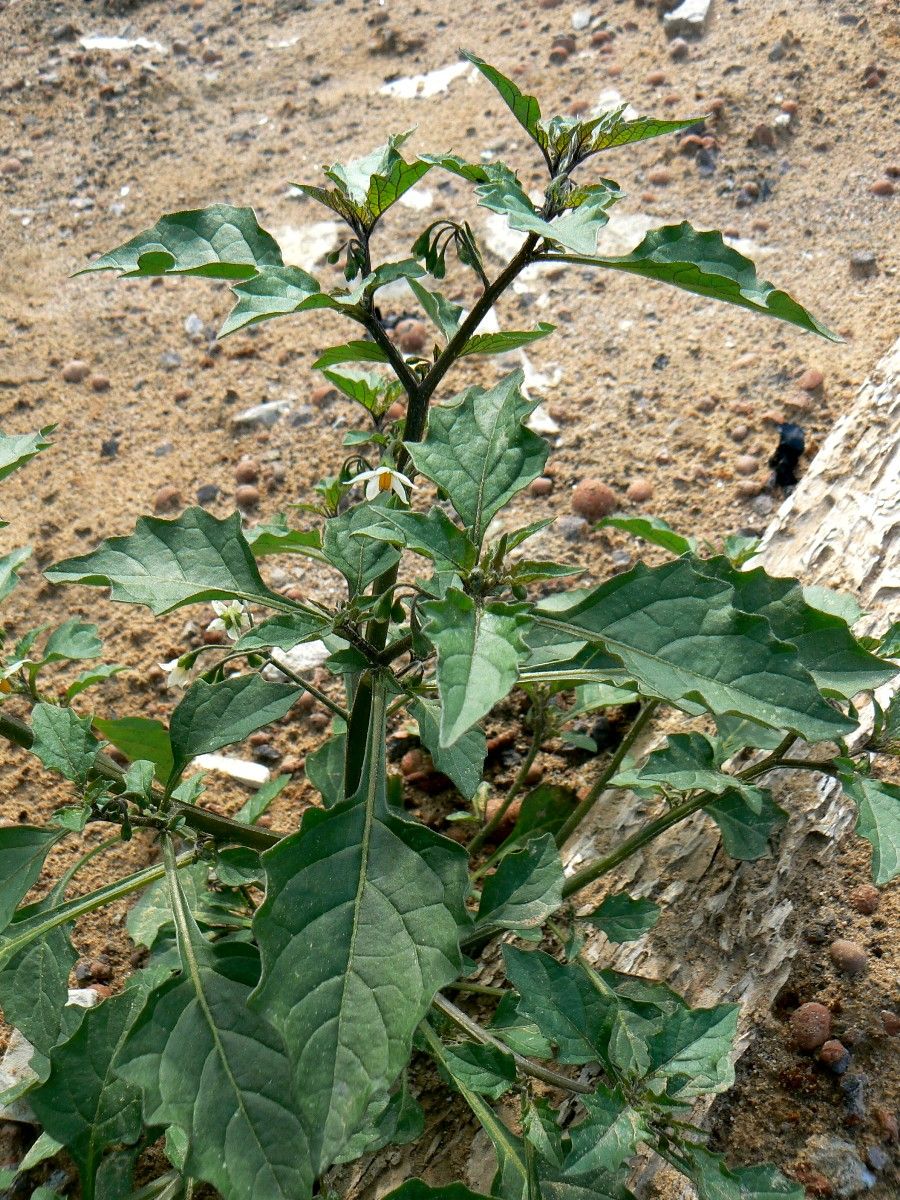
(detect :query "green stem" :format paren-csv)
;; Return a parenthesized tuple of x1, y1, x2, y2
(469, 703, 547, 857)
(52, 835, 121, 903)
(262, 654, 348, 721)
(554, 700, 660, 848)
(445, 981, 509, 998)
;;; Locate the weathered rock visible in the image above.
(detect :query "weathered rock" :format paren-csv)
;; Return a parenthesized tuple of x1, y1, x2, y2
(231, 400, 291, 432)
(662, 0, 712, 39)
(847, 883, 879, 914)
(572, 479, 618, 520)
(62, 359, 90, 383)
(797, 367, 824, 391)
(153, 485, 181, 513)
(790, 1001, 832, 1050)
(818, 1039, 850, 1073)
(196, 483, 219, 506)
(801, 1134, 875, 1196)
(235, 484, 260, 509)
(235, 457, 260, 484)
(849, 250, 878, 278)
(625, 478, 654, 503)
(829, 938, 868, 975)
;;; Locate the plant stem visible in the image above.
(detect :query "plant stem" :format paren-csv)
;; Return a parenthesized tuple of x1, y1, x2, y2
(554, 700, 660, 848)
(263, 654, 348, 721)
(468, 702, 547, 858)
(430, 993, 594, 1095)
(360, 310, 421, 398)
(445, 981, 509, 998)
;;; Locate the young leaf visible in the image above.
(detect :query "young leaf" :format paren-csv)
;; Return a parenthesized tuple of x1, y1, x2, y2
(536, 558, 856, 744)
(0, 425, 54, 485)
(475, 168, 613, 256)
(318, 133, 432, 226)
(841, 775, 900, 885)
(46, 508, 292, 616)
(585, 894, 661, 944)
(42, 619, 102, 664)
(583, 110, 703, 157)
(355, 506, 478, 573)
(31, 703, 101, 783)
(421, 590, 531, 746)
(323, 501, 402, 597)
(77, 205, 283, 279)
(475, 834, 565, 933)
(459, 323, 555, 358)
(93, 716, 174, 783)
(408, 278, 464, 342)
(313, 340, 390, 369)
(116, 864, 314, 1200)
(410, 698, 487, 800)
(598, 515, 695, 556)
(0, 545, 31, 601)
(462, 53, 544, 148)
(304, 728, 347, 808)
(436, 1041, 517, 1100)
(65, 664, 127, 700)
(334, 1075, 424, 1164)
(168, 675, 301, 784)
(558, 223, 838, 341)
(322, 367, 402, 418)
(125, 863, 210, 950)
(30, 987, 146, 1196)
(561, 1086, 648, 1178)
(407, 370, 549, 547)
(244, 516, 325, 560)
(234, 611, 330, 654)
(611, 733, 761, 803)
(251, 683, 468, 1176)
(234, 773, 292, 826)
(505, 784, 580, 848)
(705, 788, 788, 861)
(646, 1001, 739, 1099)
(219, 266, 340, 337)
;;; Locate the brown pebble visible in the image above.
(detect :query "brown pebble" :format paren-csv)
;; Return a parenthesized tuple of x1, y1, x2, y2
(310, 383, 336, 406)
(307, 712, 329, 732)
(235, 458, 260, 484)
(750, 123, 776, 149)
(729, 423, 750, 443)
(89, 374, 110, 393)
(818, 1039, 848, 1067)
(829, 939, 868, 975)
(606, 63, 622, 77)
(737, 480, 763, 498)
(695, 397, 716, 413)
(881, 1011, 900, 1036)
(173, 387, 191, 403)
(781, 99, 799, 114)
(483, 794, 523, 835)
(625, 478, 653, 504)
(529, 476, 554, 497)
(1, 157, 24, 175)
(549, 46, 570, 65)
(645, 69, 666, 86)
(669, 38, 689, 61)
(525, 764, 543, 785)
(235, 484, 260, 509)
(538, 0, 562, 7)
(153, 485, 181, 513)
(400, 748, 431, 777)
(790, 1002, 832, 1050)
(385, 400, 405, 421)
(797, 367, 824, 391)
(395, 319, 429, 355)
(203, 626, 228, 645)
(647, 167, 672, 186)
(870, 179, 895, 197)
(62, 359, 90, 383)
(848, 883, 880, 915)
(874, 1107, 898, 1142)
(734, 455, 758, 477)
(590, 30, 612, 46)
(572, 479, 618, 520)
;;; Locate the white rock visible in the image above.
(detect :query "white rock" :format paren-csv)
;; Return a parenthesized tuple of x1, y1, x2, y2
(526, 405, 561, 435)
(662, 0, 712, 38)
(80, 34, 168, 54)
(232, 400, 292, 432)
(267, 640, 330, 677)
(273, 221, 340, 270)
(520, 350, 563, 400)
(592, 89, 639, 121)
(398, 186, 434, 212)
(572, 8, 592, 30)
(379, 62, 473, 100)
(192, 755, 271, 786)
(184, 313, 205, 341)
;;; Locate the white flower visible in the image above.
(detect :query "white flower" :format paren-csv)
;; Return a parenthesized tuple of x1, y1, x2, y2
(347, 466, 414, 503)
(207, 600, 251, 641)
(159, 655, 195, 689)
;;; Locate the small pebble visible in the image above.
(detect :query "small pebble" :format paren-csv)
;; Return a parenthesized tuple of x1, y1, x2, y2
(881, 1011, 900, 1036)
(818, 1039, 850, 1074)
(572, 479, 618, 520)
(90, 374, 110, 393)
(400, 748, 431, 777)
(235, 458, 260, 484)
(729, 423, 750, 443)
(235, 484, 260, 509)
(62, 359, 90, 383)
(1, 157, 24, 176)
(790, 1001, 832, 1050)
(841, 1072, 867, 1123)
(734, 455, 758, 476)
(874, 1107, 898, 1141)
(484, 794, 523, 834)
(797, 367, 824, 391)
(625, 478, 653, 503)
(529, 476, 554, 497)
(647, 167, 672, 185)
(590, 30, 612, 46)
(829, 939, 868, 975)
(153, 485, 181, 513)
(866, 1146, 889, 1172)
(395, 319, 429, 354)
(870, 179, 895, 197)
(196, 483, 219, 506)
(538, 0, 562, 7)
(549, 45, 571, 65)
(750, 123, 776, 149)
(669, 37, 689, 60)
(645, 69, 666, 86)
(847, 883, 879, 914)
(557, 515, 589, 542)
(849, 250, 878, 278)
(100, 437, 118, 458)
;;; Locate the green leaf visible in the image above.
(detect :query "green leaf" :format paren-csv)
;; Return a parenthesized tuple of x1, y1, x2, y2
(0, 545, 31, 601)
(583, 110, 702, 157)
(116, 867, 314, 1200)
(31, 988, 145, 1195)
(233, 612, 330, 655)
(695, 556, 895, 700)
(879, 621, 900, 658)
(568, 683, 639, 716)
(562, 1086, 647, 1178)
(322, 367, 402, 418)
(407, 370, 549, 547)
(78, 205, 283, 279)
(319, 133, 432, 225)
(245, 516, 324, 560)
(536, 558, 855, 743)
(31, 702, 101, 783)
(355, 506, 478, 573)
(410, 698, 486, 800)
(421, 590, 531, 746)
(334, 1075, 424, 1164)
(436, 1041, 516, 1100)
(304, 729, 347, 807)
(705, 788, 787, 861)
(251, 682, 467, 1175)
(93, 717, 173, 783)
(731, 1165, 805, 1200)
(168, 675, 301, 784)
(598, 515, 694, 556)
(462, 53, 543, 146)
(408, 278, 464, 342)
(506, 784, 579, 848)
(323, 501, 402, 596)
(585, 894, 661, 944)
(475, 834, 565, 933)
(46, 508, 291, 616)
(647, 1001, 739, 1099)
(475, 168, 613, 256)
(234, 773, 292, 825)
(66, 664, 127, 700)
(0, 928, 77, 1086)
(384, 1183, 491, 1200)
(313, 340, 390, 369)
(565, 222, 838, 341)
(125, 863, 209, 950)
(841, 775, 900, 885)
(611, 733, 762, 804)
(0, 426, 54, 525)
(460, 323, 555, 358)
(42, 619, 103, 663)
(677, 1147, 803, 1200)
(219, 265, 339, 337)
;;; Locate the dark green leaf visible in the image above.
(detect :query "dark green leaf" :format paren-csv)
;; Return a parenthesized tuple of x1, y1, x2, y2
(410, 698, 486, 800)
(611, 732, 762, 804)
(233, 611, 329, 655)
(879, 621, 900, 658)
(42, 620, 102, 664)
(219, 265, 340, 337)
(335, 1076, 424, 1164)
(436, 1041, 516, 1100)
(841, 775, 900, 885)
(323, 501, 402, 596)
(93, 716, 173, 783)
(0, 545, 31, 601)
(0, 928, 77, 1087)
(125, 863, 209, 950)
(244, 516, 324, 560)
(647, 1001, 739, 1099)
(46, 508, 290, 616)
(536, 558, 855, 743)
(585, 894, 661, 943)
(313, 340, 389, 369)
(562, 1086, 647, 1177)
(475, 834, 565, 932)
(355, 506, 478, 573)
(31, 703, 101, 783)
(506, 784, 579, 847)
(407, 370, 549, 547)
(408, 278, 464, 342)
(304, 730, 347, 807)
(460, 323, 555, 358)
(598, 515, 694, 556)
(384, 1182, 491, 1200)
(168, 675, 301, 783)
(66, 664, 127, 700)
(234, 773, 292, 826)
(705, 788, 787, 861)
(322, 367, 403, 417)
(566, 223, 838, 341)
(421, 590, 531, 746)
(462, 53, 543, 145)
(77, 205, 283, 280)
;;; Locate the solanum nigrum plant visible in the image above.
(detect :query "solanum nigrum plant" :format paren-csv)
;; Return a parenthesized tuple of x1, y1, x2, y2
(1, 52, 898, 1200)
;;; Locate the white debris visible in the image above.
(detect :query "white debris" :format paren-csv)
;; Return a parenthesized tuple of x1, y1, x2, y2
(192, 755, 271, 787)
(184, 313, 205, 341)
(481, 215, 555, 293)
(527, 405, 561, 435)
(267, 641, 331, 677)
(80, 34, 168, 54)
(520, 350, 563, 402)
(662, 0, 712, 39)
(273, 221, 341, 270)
(595, 211, 658, 255)
(379, 61, 473, 100)
(398, 186, 434, 212)
(592, 89, 639, 121)
(232, 401, 292, 432)
(572, 8, 593, 31)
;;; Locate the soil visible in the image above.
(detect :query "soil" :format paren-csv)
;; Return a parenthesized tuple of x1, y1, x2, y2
(0, 0, 897, 1195)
